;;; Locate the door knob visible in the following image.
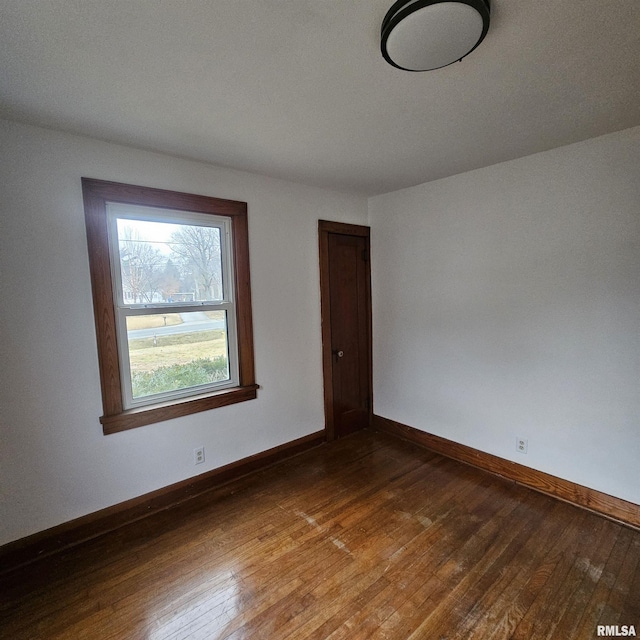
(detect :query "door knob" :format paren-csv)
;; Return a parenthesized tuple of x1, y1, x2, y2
(333, 350, 344, 358)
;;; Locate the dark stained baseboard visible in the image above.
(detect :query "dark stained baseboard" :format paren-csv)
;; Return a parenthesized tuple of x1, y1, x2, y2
(0, 430, 325, 576)
(373, 415, 640, 531)
(5, 418, 637, 577)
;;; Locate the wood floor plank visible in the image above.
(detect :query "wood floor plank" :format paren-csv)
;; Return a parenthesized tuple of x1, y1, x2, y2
(1, 429, 638, 640)
(400, 501, 539, 639)
(550, 518, 621, 639)
(461, 499, 580, 640)
(572, 525, 635, 638)
(444, 496, 558, 640)
(293, 470, 508, 638)
(597, 533, 640, 630)
(508, 508, 596, 640)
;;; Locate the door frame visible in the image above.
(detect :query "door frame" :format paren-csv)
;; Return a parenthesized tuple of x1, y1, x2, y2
(318, 220, 373, 441)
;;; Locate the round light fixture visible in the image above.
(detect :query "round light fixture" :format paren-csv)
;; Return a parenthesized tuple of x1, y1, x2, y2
(381, 0, 491, 72)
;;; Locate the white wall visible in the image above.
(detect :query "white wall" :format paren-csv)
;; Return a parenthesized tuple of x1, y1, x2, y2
(0, 119, 368, 546)
(369, 126, 640, 505)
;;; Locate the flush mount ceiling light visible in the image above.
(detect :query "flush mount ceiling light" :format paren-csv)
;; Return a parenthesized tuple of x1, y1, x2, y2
(381, 0, 491, 71)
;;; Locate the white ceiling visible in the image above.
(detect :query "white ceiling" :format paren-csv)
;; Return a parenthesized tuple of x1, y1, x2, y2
(1, 0, 639, 195)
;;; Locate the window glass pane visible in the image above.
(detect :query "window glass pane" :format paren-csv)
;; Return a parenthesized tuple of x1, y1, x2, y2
(116, 218, 223, 304)
(127, 310, 230, 399)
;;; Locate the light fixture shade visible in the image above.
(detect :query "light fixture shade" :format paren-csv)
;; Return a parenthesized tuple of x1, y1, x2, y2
(381, 0, 490, 72)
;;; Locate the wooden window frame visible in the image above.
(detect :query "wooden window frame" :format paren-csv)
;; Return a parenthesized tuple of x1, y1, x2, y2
(82, 179, 257, 434)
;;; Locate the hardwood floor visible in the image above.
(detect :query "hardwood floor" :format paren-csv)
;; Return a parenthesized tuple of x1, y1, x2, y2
(1, 430, 638, 639)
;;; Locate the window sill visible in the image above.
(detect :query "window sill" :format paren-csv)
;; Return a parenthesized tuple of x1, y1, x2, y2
(100, 384, 259, 434)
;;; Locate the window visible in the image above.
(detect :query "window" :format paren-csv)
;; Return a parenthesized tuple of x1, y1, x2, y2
(82, 179, 257, 434)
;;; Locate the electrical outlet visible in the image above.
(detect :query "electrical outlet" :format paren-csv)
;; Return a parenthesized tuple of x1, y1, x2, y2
(194, 446, 205, 465)
(516, 437, 528, 454)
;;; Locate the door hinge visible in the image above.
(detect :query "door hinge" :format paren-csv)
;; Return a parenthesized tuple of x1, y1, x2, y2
(362, 248, 369, 262)
(365, 397, 371, 411)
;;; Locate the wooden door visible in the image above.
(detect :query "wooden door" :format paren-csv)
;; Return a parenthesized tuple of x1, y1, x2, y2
(319, 221, 372, 440)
